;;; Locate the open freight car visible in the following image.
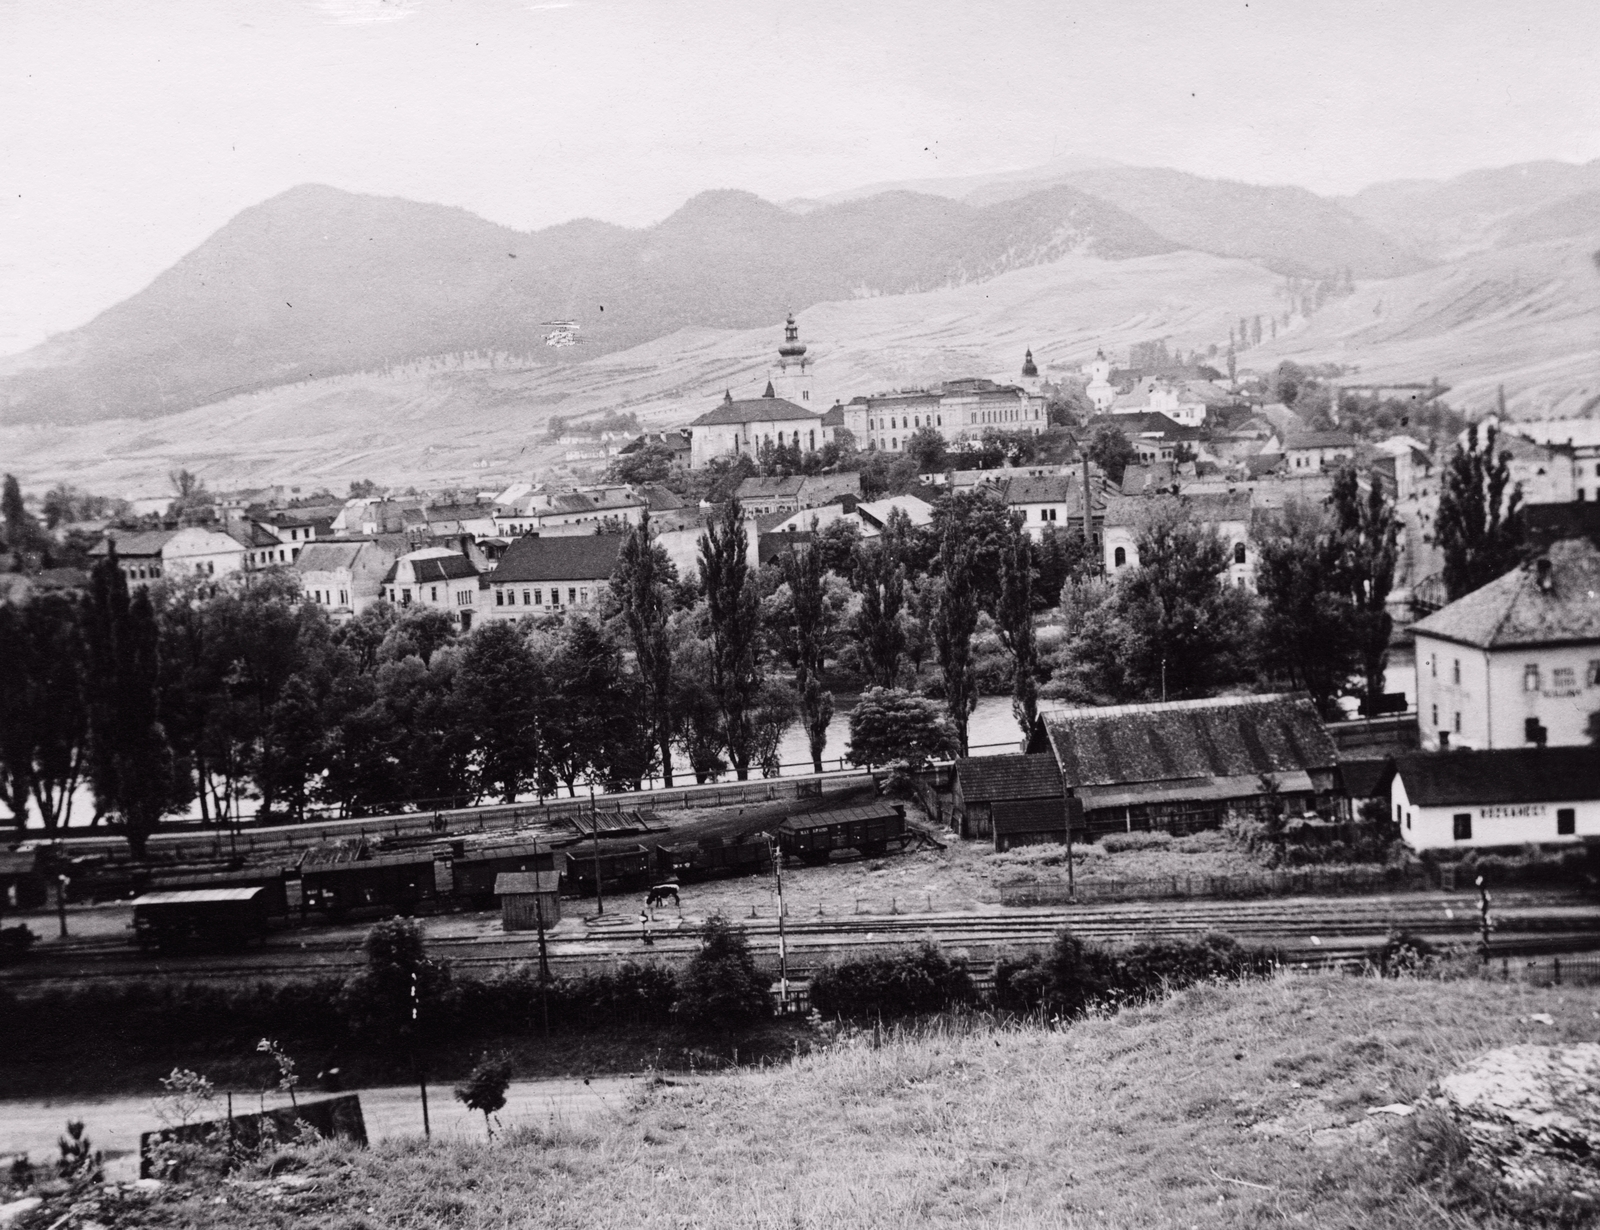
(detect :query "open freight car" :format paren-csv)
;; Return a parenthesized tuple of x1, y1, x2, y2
(778, 803, 907, 865)
(561, 843, 652, 897)
(131, 887, 271, 952)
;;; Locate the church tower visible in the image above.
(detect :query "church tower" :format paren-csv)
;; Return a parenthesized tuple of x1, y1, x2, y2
(768, 313, 816, 406)
(1019, 347, 1041, 395)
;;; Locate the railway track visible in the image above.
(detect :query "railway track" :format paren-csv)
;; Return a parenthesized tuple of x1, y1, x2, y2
(7, 891, 1597, 986)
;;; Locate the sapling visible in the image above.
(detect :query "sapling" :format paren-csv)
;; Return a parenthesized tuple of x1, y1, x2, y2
(257, 1038, 300, 1109)
(454, 1054, 513, 1139)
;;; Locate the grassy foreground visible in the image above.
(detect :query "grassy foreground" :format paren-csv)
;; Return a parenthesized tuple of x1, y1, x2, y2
(63, 970, 1600, 1229)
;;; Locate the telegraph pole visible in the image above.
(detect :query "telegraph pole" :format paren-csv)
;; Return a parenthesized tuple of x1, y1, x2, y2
(588, 782, 604, 915)
(411, 972, 430, 1139)
(767, 834, 789, 1005)
(532, 832, 550, 1035)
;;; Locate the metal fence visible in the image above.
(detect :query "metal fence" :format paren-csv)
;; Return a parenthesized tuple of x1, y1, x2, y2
(1475, 952, 1600, 987)
(998, 866, 1425, 907)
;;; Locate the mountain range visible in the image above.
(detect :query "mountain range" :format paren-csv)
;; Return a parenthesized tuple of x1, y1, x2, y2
(1, 157, 1598, 492)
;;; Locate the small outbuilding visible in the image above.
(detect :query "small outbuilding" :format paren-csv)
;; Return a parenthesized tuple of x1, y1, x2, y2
(991, 797, 1085, 853)
(1384, 747, 1600, 851)
(0, 846, 49, 910)
(951, 754, 1063, 841)
(495, 871, 562, 932)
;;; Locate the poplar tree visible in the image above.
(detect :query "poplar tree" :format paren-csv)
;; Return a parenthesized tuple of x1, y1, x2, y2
(613, 508, 678, 786)
(700, 500, 763, 780)
(1436, 423, 1524, 601)
(931, 527, 980, 757)
(779, 540, 836, 773)
(997, 514, 1039, 740)
(1330, 466, 1399, 715)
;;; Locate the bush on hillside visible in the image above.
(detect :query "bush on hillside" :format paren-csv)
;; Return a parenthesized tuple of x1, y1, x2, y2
(809, 944, 977, 1020)
(1100, 832, 1173, 854)
(674, 915, 771, 1029)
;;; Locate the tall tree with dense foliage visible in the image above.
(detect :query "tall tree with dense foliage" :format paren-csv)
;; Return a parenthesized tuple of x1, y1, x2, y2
(2, 474, 37, 553)
(613, 508, 678, 786)
(83, 556, 186, 856)
(996, 514, 1039, 739)
(1330, 466, 1400, 714)
(1085, 423, 1138, 486)
(776, 541, 837, 773)
(1436, 423, 1525, 602)
(1116, 500, 1257, 701)
(1253, 501, 1358, 717)
(845, 687, 957, 768)
(700, 500, 763, 780)
(455, 621, 545, 801)
(931, 527, 981, 756)
(851, 532, 907, 688)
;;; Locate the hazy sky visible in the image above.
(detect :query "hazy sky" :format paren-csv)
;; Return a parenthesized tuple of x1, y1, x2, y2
(3, 0, 1597, 355)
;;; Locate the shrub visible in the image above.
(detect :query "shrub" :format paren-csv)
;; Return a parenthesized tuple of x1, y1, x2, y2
(1378, 930, 1437, 977)
(338, 918, 451, 1043)
(454, 1053, 513, 1137)
(809, 944, 977, 1020)
(0, 924, 36, 963)
(674, 915, 770, 1029)
(1100, 832, 1172, 854)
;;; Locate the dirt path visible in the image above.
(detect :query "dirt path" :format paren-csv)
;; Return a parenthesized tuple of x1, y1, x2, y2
(0, 1074, 650, 1182)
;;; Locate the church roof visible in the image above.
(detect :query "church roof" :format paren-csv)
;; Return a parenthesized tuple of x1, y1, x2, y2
(690, 397, 823, 427)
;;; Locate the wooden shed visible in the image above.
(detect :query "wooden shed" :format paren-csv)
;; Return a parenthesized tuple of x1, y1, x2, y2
(951, 754, 1063, 840)
(991, 797, 1085, 852)
(495, 871, 562, 931)
(0, 847, 49, 910)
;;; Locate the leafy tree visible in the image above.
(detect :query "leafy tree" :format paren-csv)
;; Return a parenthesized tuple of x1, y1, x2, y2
(669, 617, 726, 783)
(1254, 500, 1358, 717)
(931, 526, 981, 756)
(550, 617, 652, 791)
(609, 442, 676, 486)
(2, 475, 40, 552)
(83, 556, 187, 856)
(905, 426, 949, 474)
(1330, 466, 1399, 715)
(700, 501, 763, 779)
(454, 1054, 513, 1138)
(1085, 422, 1138, 486)
(380, 607, 456, 666)
(996, 514, 1039, 739)
(1436, 423, 1525, 601)
(455, 622, 544, 801)
(929, 487, 1013, 609)
(612, 509, 678, 785)
(1035, 525, 1093, 606)
(348, 479, 381, 499)
(776, 540, 837, 773)
(845, 687, 956, 768)
(750, 679, 798, 778)
(674, 914, 771, 1029)
(166, 469, 211, 523)
(341, 917, 451, 1043)
(1041, 579, 1131, 703)
(851, 532, 907, 689)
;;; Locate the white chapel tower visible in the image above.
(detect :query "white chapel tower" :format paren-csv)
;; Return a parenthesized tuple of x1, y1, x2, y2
(768, 313, 816, 407)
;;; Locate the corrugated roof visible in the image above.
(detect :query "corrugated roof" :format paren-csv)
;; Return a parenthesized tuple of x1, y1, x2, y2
(1413, 540, 1600, 648)
(1043, 694, 1338, 789)
(690, 397, 821, 427)
(991, 798, 1068, 835)
(1389, 748, 1600, 807)
(780, 802, 902, 832)
(131, 887, 266, 905)
(490, 534, 624, 584)
(955, 754, 1062, 802)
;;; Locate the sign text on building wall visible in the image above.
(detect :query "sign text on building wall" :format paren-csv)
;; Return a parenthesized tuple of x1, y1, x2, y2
(1479, 804, 1547, 819)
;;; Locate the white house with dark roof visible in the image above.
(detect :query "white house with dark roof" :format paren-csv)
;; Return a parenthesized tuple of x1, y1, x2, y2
(1276, 430, 1357, 472)
(687, 386, 831, 469)
(1384, 747, 1600, 851)
(995, 473, 1105, 542)
(381, 548, 482, 628)
(1101, 491, 1255, 588)
(1411, 538, 1600, 751)
(479, 534, 624, 621)
(855, 378, 1046, 454)
(295, 539, 398, 620)
(733, 472, 861, 517)
(91, 526, 246, 587)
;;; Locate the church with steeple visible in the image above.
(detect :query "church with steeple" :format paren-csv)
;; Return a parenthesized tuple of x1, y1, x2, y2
(768, 313, 817, 407)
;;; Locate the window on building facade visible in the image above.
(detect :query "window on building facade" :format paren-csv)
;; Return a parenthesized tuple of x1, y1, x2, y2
(579, 588, 589, 604)
(534, 589, 543, 605)
(1524, 664, 1541, 692)
(568, 587, 577, 606)
(495, 590, 504, 606)
(1233, 542, 1246, 564)
(1452, 659, 1460, 684)
(430, 586, 438, 603)
(1589, 661, 1600, 687)
(1453, 813, 1472, 841)
(1431, 703, 1438, 727)
(1430, 654, 1437, 677)
(1113, 546, 1126, 567)
(339, 590, 348, 605)
(1454, 712, 1461, 733)
(401, 588, 412, 605)
(1558, 808, 1576, 836)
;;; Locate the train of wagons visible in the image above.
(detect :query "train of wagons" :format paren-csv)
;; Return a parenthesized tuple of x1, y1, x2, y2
(125, 802, 908, 950)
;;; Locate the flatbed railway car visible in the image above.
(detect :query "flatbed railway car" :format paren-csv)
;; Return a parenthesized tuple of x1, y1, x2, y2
(778, 803, 907, 865)
(131, 887, 271, 951)
(654, 836, 771, 882)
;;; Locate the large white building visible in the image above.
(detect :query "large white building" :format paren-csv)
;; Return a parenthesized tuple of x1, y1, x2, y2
(846, 376, 1046, 455)
(1412, 539, 1600, 751)
(380, 548, 482, 629)
(686, 386, 831, 469)
(91, 526, 247, 588)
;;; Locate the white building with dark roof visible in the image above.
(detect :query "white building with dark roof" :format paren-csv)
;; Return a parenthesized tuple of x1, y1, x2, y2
(295, 539, 399, 620)
(687, 386, 831, 469)
(381, 548, 482, 628)
(1385, 746, 1600, 851)
(91, 526, 246, 588)
(479, 535, 624, 621)
(1412, 538, 1600, 751)
(855, 378, 1046, 454)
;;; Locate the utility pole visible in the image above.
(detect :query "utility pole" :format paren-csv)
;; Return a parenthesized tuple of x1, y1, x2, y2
(767, 834, 789, 1006)
(1064, 795, 1076, 898)
(588, 782, 604, 915)
(411, 972, 430, 1139)
(532, 833, 550, 1036)
(1477, 875, 1493, 964)
(56, 875, 69, 939)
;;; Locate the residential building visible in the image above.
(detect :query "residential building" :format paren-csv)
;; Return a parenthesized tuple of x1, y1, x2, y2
(995, 473, 1105, 543)
(1101, 491, 1255, 588)
(1411, 539, 1600, 751)
(1384, 747, 1600, 851)
(1039, 694, 1341, 837)
(687, 386, 831, 469)
(1276, 430, 1357, 472)
(227, 521, 292, 569)
(493, 487, 648, 537)
(617, 431, 692, 467)
(1496, 432, 1577, 505)
(91, 526, 246, 587)
(294, 539, 398, 620)
(380, 548, 482, 628)
(1109, 377, 1213, 427)
(733, 472, 861, 517)
(479, 534, 624, 620)
(1512, 419, 1600, 503)
(1095, 412, 1203, 466)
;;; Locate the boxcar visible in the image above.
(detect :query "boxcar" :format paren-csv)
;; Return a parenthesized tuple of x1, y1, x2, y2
(654, 837, 771, 882)
(147, 866, 293, 917)
(451, 841, 568, 908)
(562, 843, 651, 896)
(778, 804, 906, 865)
(299, 846, 445, 918)
(131, 887, 271, 951)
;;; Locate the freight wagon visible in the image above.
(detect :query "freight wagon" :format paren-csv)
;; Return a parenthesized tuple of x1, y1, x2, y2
(654, 836, 771, 882)
(298, 843, 448, 919)
(131, 887, 271, 952)
(562, 843, 653, 897)
(778, 803, 907, 865)
(448, 839, 567, 908)
(147, 866, 296, 917)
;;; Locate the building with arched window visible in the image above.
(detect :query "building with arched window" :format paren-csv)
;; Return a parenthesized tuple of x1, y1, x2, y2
(686, 384, 831, 469)
(1101, 492, 1256, 590)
